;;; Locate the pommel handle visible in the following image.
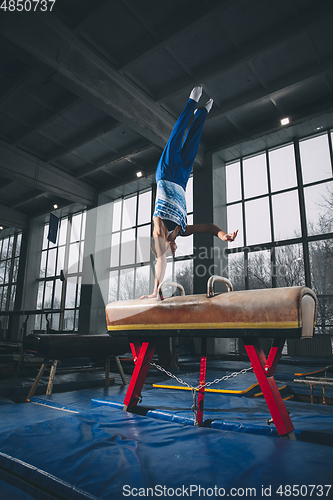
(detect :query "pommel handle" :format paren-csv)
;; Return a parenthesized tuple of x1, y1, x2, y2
(158, 281, 186, 300)
(207, 275, 233, 297)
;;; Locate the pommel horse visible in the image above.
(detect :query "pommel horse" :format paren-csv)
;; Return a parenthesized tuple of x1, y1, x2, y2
(105, 276, 317, 439)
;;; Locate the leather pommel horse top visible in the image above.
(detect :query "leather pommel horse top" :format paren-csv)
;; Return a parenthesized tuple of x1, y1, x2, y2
(106, 285, 317, 339)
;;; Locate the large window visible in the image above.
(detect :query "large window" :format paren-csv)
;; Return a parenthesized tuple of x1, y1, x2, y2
(224, 131, 333, 336)
(0, 232, 21, 329)
(36, 211, 86, 331)
(108, 179, 194, 301)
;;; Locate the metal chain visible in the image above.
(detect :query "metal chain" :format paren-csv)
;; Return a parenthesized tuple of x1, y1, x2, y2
(150, 361, 253, 391)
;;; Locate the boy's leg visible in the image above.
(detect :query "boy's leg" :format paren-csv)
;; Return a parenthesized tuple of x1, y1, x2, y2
(163, 98, 199, 165)
(181, 107, 208, 168)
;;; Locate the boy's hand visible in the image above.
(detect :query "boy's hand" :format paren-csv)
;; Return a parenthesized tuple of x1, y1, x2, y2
(222, 230, 238, 242)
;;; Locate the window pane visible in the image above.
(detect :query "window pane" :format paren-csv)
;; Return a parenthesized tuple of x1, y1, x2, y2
(77, 277, 82, 307)
(8, 236, 14, 258)
(228, 253, 245, 290)
(5, 261, 10, 283)
(176, 227, 193, 257)
(58, 219, 68, 246)
(64, 310, 75, 331)
(65, 277, 77, 308)
(269, 144, 297, 192)
(227, 203, 243, 248)
(163, 261, 174, 294)
(122, 196, 137, 229)
(54, 280, 62, 309)
(226, 162, 242, 203)
(15, 233, 22, 257)
(0, 261, 5, 285)
(42, 225, 49, 250)
(275, 244, 305, 287)
(176, 214, 193, 257)
(138, 191, 152, 225)
(245, 197, 271, 246)
(175, 260, 193, 295)
(68, 243, 79, 273)
(243, 154, 268, 198)
(119, 269, 134, 300)
(46, 248, 57, 277)
(12, 257, 19, 282)
(300, 134, 332, 184)
(37, 282, 44, 310)
(108, 270, 118, 302)
(112, 201, 122, 232)
(136, 225, 151, 263)
(71, 213, 82, 243)
(304, 181, 333, 236)
(1, 238, 8, 259)
(185, 176, 193, 213)
(272, 190, 301, 241)
(51, 313, 60, 330)
(44, 281, 53, 309)
(120, 229, 135, 266)
(309, 239, 333, 296)
(135, 265, 150, 298)
(81, 211, 86, 240)
(9, 284, 16, 311)
(34, 314, 41, 330)
(1, 286, 8, 311)
(40, 251, 47, 278)
(248, 250, 271, 289)
(110, 232, 120, 268)
(78, 242, 84, 273)
(56, 246, 65, 276)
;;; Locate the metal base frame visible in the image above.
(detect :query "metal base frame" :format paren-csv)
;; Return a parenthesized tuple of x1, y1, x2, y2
(123, 337, 296, 439)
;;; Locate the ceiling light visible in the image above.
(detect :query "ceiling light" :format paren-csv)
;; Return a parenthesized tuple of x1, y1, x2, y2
(53, 204, 58, 209)
(315, 126, 323, 131)
(280, 118, 289, 126)
(136, 171, 143, 178)
(0, 226, 3, 230)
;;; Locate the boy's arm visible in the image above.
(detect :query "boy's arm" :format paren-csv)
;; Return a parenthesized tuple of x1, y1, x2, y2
(138, 234, 168, 299)
(182, 223, 238, 242)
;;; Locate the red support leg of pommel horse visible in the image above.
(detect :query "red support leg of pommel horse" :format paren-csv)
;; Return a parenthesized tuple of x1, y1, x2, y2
(106, 279, 317, 439)
(122, 337, 295, 438)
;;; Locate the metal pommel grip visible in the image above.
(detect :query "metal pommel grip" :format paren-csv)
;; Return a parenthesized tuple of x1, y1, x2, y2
(158, 281, 185, 300)
(207, 275, 233, 297)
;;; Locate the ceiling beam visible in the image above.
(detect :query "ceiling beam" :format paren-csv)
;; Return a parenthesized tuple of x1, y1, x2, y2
(14, 96, 81, 144)
(209, 56, 333, 123)
(154, 0, 333, 102)
(0, 68, 36, 106)
(0, 203, 28, 230)
(75, 142, 153, 179)
(71, 0, 110, 31)
(210, 96, 333, 154)
(0, 138, 97, 206)
(46, 119, 120, 163)
(0, 11, 177, 151)
(9, 190, 46, 209)
(118, 0, 235, 71)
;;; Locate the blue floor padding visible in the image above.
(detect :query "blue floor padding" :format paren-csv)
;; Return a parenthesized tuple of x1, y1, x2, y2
(91, 387, 333, 442)
(0, 400, 76, 434)
(0, 478, 42, 500)
(0, 405, 332, 499)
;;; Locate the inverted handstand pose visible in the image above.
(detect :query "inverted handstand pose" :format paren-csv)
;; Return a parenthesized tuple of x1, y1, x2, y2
(140, 86, 238, 299)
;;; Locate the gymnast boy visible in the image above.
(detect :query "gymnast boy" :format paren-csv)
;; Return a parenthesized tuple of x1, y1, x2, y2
(140, 86, 238, 299)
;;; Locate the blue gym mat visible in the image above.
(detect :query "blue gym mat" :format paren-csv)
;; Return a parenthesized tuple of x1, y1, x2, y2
(0, 359, 332, 499)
